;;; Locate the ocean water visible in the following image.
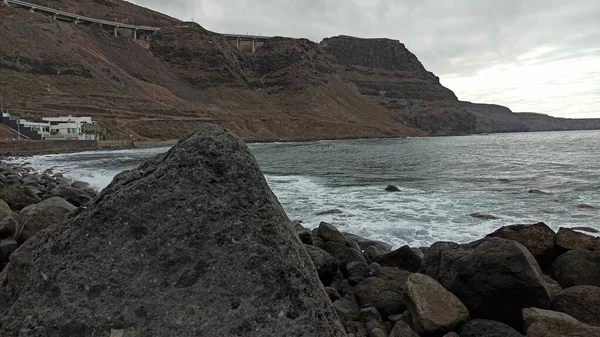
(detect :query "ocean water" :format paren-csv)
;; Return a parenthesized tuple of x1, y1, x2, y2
(8, 131, 600, 247)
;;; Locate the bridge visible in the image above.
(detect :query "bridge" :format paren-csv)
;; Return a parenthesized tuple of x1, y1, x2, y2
(3, 0, 272, 52)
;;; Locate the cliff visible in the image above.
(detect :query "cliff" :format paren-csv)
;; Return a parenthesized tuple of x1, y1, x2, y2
(1, 0, 595, 141)
(463, 102, 600, 133)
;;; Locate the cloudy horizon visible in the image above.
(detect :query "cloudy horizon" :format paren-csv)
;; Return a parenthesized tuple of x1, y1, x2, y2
(132, 0, 600, 118)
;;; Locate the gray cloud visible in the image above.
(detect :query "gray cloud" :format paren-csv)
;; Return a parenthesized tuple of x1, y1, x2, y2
(131, 0, 600, 117)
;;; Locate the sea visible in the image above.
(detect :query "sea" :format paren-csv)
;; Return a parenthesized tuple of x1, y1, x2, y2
(8, 130, 600, 247)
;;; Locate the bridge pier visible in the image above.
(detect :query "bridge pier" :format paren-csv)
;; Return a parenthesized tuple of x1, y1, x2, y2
(236, 37, 240, 50)
(252, 38, 256, 53)
(133, 29, 137, 40)
(113, 27, 118, 37)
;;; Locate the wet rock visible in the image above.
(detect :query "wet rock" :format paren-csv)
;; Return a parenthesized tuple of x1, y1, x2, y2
(576, 204, 598, 210)
(458, 319, 524, 337)
(552, 249, 600, 287)
(403, 273, 469, 335)
(355, 277, 405, 317)
(568, 226, 599, 233)
(317, 221, 347, 245)
(555, 227, 600, 251)
(50, 185, 92, 207)
(344, 233, 393, 252)
(385, 185, 400, 192)
(487, 222, 558, 270)
(71, 181, 90, 189)
(420, 238, 551, 329)
(316, 208, 343, 215)
(529, 189, 550, 195)
(522, 307, 600, 337)
(550, 285, 600, 326)
(321, 241, 367, 269)
(470, 212, 499, 220)
(0, 186, 39, 211)
(376, 245, 423, 272)
(305, 244, 339, 286)
(389, 321, 419, 337)
(0, 125, 346, 337)
(16, 197, 77, 244)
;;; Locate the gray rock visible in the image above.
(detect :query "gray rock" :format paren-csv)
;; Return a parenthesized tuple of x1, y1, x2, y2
(344, 233, 393, 252)
(458, 319, 523, 337)
(403, 273, 469, 335)
(374, 267, 412, 285)
(71, 181, 90, 189)
(355, 277, 405, 317)
(555, 227, 600, 251)
(470, 212, 499, 220)
(346, 261, 375, 279)
(0, 124, 346, 337)
(316, 208, 343, 215)
(16, 197, 76, 244)
(0, 186, 39, 211)
(305, 244, 339, 286)
(0, 200, 18, 240)
(325, 287, 341, 302)
(360, 306, 387, 337)
(317, 222, 347, 244)
(50, 185, 92, 207)
(550, 285, 600, 326)
(0, 238, 18, 271)
(295, 223, 313, 245)
(389, 321, 419, 337)
(376, 245, 423, 272)
(552, 249, 600, 288)
(333, 297, 360, 326)
(420, 238, 551, 329)
(321, 240, 367, 268)
(522, 307, 600, 337)
(487, 222, 558, 270)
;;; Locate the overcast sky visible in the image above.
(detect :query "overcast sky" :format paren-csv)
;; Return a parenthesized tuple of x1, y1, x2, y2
(132, 0, 600, 118)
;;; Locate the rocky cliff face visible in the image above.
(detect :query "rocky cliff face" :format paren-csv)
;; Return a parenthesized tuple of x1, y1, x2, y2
(463, 102, 600, 133)
(321, 36, 476, 135)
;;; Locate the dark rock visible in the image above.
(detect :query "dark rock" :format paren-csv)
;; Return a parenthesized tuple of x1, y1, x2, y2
(364, 245, 390, 263)
(550, 285, 600, 326)
(355, 277, 405, 317)
(360, 306, 387, 337)
(316, 208, 343, 215)
(71, 181, 90, 189)
(0, 200, 18, 240)
(50, 185, 92, 207)
(458, 319, 524, 337)
(487, 222, 558, 270)
(552, 249, 600, 288)
(83, 187, 98, 198)
(385, 185, 400, 192)
(0, 125, 346, 337)
(576, 204, 598, 210)
(305, 244, 339, 286)
(442, 333, 460, 337)
(369, 262, 382, 271)
(16, 197, 76, 244)
(555, 227, 600, 251)
(529, 189, 550, 195)
(346, 261, 375, 279)
(317, 221, 347, 244)
(0, 238, 18, 270)
(325, 287, 341, 302)
(52, 173, 64, 178)
(0, 186, 39, 211)
(522, 307, 600, 337)
(389, 321, 419, 337)
(374, 267, 412, 285)
(420, 238, 551, 329)
(295, 222, 313, 245)
(568, 226, 599, 233)
(321, 240, 367, 269)
(344, 232, 393, 252)
(403, 273, 469, 335)
(470, 212, 499, 220)
(333, 297, 360, 326)
(376, 245, 423, 272)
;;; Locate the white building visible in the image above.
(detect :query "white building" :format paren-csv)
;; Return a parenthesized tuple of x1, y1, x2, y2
(2, 113, 96, 140)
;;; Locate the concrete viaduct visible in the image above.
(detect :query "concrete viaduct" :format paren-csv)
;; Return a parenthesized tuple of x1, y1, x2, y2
(3, 0, 271, 52)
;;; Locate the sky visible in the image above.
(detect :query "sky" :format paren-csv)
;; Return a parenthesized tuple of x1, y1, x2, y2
(132, 0, 600, 118)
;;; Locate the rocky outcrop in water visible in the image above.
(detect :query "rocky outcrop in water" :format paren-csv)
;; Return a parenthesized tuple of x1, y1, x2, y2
(0, 124, 346, 336)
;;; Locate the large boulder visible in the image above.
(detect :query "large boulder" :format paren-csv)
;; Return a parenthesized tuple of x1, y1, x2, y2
(555, 227, 600, 251)
(522, 307, 600, 337)
(550, 286, 600, 326)
(344, 233, 392, 252)
(355, 276, 405, 318)
(552, 249, 600, 288)
(0, 200, 18, 240)
(16, 197, 76, 244)
(50, 185, 92, 207)
(320, 241, 367, 269)
(0, 125, 346, 337)
(420, 238, 551, 329)
(0, 186, 39, 211)
(317, 222, 347, 245)
(376, 245, 423, 272)
(487, 222, 558, 270)
(458, 319, 524, 337)
(305, 244, 339, 286)
(403, 273, 469, 335)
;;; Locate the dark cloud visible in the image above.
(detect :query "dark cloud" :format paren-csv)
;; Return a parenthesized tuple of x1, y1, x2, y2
(131, 0, 600, 117)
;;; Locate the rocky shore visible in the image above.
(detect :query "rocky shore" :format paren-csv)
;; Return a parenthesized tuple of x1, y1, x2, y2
(0, 125, 599, 336)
